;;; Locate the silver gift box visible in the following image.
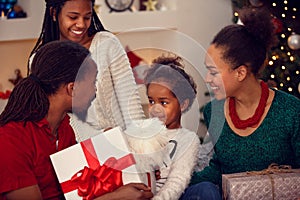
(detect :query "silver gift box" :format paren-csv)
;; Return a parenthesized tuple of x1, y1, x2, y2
(222, 169, 300, 200)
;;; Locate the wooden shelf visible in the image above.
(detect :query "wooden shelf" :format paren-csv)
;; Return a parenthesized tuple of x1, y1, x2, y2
(96, 0, 178, 32)
(99, 10, 178, 33)
(0, 0, 177, 41)
(0, 0, 44, 41)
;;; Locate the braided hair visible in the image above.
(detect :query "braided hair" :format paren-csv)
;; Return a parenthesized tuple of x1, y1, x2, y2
(211, 7, 277, 76)
(28, 0, 105, 74)
(0, 40, 91, 126)
(144, 55, 197, 113)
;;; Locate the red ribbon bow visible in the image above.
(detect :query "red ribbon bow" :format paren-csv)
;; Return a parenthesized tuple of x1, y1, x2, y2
(68, 158, 122, 200)
(60, 139, 136, 199)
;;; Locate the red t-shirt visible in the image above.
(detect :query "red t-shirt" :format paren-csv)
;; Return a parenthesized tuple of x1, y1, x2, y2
(0, 115, 76, 200)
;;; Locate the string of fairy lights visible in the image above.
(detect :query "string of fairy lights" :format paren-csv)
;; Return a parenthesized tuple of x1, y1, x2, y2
(269, 0, 299, 92)
(231, 0, 300, 98)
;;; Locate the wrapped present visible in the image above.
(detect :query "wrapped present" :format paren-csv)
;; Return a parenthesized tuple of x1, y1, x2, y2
(50, 127, 156, 200)
(222, 164, 300, 200)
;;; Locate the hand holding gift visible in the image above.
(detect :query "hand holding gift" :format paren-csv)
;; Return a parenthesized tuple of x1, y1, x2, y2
(50, 127, 155, 200)
(103, 183, 153, 200)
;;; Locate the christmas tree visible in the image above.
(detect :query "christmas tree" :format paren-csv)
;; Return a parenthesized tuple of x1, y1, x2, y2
(232, 0, 300, 98)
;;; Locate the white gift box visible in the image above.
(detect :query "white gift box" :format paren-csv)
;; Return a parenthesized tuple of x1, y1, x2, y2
(50, 127, 155, 200)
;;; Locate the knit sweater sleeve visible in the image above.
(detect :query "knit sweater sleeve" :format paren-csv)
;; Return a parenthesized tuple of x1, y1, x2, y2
(91, 32, 145, 130)
(70, 32, 145, 142)
(190, 152, 222, 185)
(153, 131, 200, 200)
(107, 36, 145, 128)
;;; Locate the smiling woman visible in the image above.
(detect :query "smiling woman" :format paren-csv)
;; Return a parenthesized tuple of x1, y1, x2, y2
(28, 0, 145, 142)
(181, 7, 300, 200)
(57, 0, 94, 47)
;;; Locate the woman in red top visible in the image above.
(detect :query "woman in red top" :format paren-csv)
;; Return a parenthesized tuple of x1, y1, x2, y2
(0, 40, 153, 200)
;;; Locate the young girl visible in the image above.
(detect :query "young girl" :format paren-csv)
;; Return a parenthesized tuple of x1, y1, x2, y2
(28, 0, 145, 142)
(126, 55, 200, 200)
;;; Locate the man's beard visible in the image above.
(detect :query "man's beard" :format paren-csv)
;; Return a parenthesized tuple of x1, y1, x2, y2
(69, 108, 88, 122)
(71, 96, 95, 122)
(74, 110, 88, 122)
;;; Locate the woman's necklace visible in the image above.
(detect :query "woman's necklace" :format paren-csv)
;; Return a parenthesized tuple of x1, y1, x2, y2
(229, 81, 269, 130)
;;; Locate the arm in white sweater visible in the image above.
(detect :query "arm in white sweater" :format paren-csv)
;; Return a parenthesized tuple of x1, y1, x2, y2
(153, 133, 200, 200)
(104, 33, 145, 129)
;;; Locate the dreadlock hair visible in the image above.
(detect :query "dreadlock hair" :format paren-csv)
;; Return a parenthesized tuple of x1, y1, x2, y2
(211, 6, 277, 76)
(144, 54, 197, 113)
(0, 40, 91, 127)
(27, 0, 105, 74)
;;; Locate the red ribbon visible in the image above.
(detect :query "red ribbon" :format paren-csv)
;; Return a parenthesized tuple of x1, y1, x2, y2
(60, 139, 136, 200)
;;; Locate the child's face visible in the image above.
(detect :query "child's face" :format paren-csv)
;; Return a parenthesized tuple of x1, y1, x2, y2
(147, 82, 182, 129)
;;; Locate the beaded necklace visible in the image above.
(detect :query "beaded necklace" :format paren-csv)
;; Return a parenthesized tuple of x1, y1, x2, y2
(229, 81, 269, 129)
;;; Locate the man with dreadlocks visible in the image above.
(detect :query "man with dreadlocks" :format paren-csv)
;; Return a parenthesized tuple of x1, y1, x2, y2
(0, 41, 153, 200)
(28, 0, 145, 142)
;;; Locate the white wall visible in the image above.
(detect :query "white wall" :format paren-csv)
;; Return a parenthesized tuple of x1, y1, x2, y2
(0, 0, 232, 133)
(177, 0, 232, 49)
(100, 0, 232, 134)
(176, 0, 232, 134)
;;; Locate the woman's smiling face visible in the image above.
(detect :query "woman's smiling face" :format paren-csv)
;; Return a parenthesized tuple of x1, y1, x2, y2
(58, 0, 93, 45)
(205, 44, 237, 100)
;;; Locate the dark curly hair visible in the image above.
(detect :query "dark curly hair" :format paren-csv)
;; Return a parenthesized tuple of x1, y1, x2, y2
(211, 7, 277, 76)
(144, 55, 197, 113)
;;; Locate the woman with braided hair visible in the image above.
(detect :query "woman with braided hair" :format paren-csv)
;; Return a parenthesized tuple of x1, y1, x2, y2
(0, 41, 153, 200)
(29, 0, 145, 142)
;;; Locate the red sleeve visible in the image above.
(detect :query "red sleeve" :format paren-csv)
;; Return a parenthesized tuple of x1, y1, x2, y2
(0, 125, 37, 195)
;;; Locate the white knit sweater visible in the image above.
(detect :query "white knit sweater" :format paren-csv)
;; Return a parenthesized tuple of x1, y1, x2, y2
(153, 128, 200, 200)
(70, 32, 145, 142)
(126, 123, 200, 200)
